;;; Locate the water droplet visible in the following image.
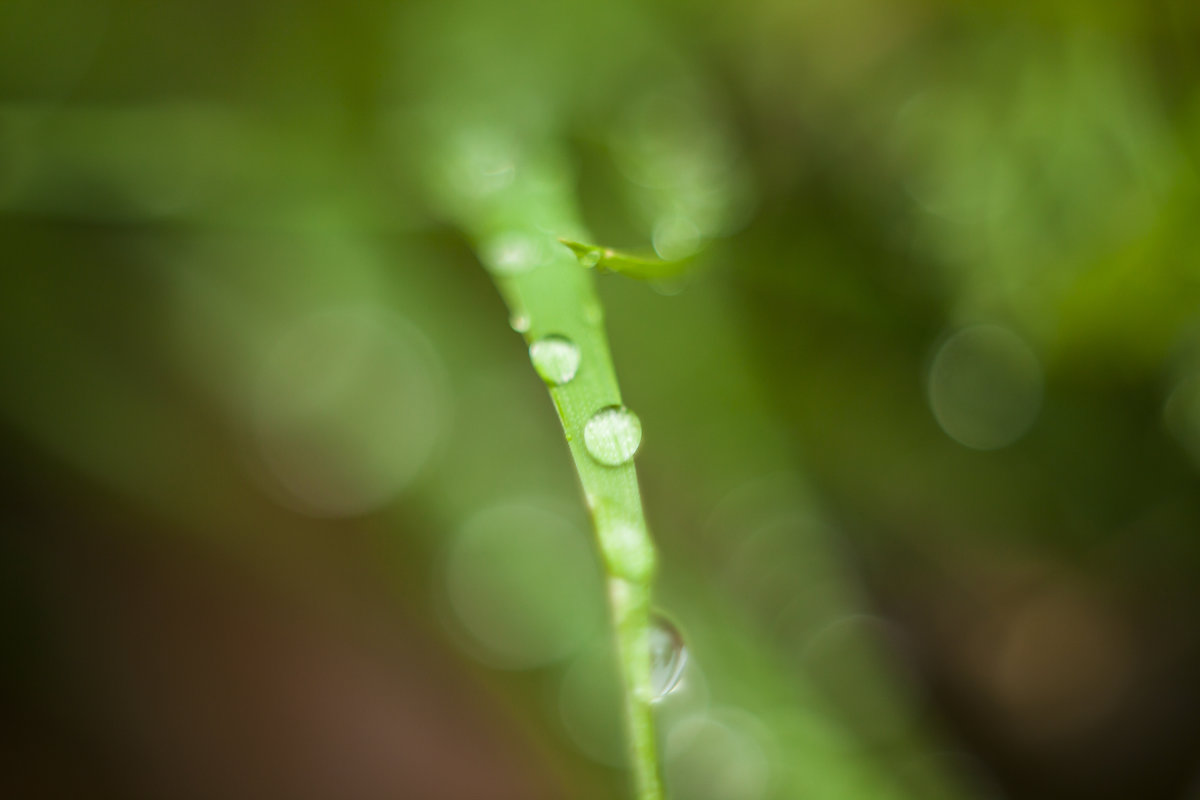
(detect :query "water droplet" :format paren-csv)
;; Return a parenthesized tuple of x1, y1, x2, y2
(481, 231, 550, 276)
(579, 248, 602, 268)
(529, 335, 580, 386)
(583, 405, 642, 466)
(509, 312, 531, 334)
(650, 615, 688, 701)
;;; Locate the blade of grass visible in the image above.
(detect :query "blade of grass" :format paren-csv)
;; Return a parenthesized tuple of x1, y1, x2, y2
(439, 138, 664, 800)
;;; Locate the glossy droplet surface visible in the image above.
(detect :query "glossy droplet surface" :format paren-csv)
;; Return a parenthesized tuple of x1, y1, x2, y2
(650, 615, 688, 701)
(579, 248, 602, 268)
(509, 312, 531, 334)
(529, 335, 580, 386)
(583, 405, 642, 466)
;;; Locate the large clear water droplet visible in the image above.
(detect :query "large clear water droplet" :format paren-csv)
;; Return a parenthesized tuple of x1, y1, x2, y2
(650, 615, 688, 701)
(583, 405, 642, 466)
(530, 335, 580, 386)
(579, 248, 602, 268)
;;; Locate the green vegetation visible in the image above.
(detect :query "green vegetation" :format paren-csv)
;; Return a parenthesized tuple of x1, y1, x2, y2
(4, 1, 1200, 799)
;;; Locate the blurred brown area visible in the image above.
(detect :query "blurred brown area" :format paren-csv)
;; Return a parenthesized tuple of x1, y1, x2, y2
(0, 429, 563, 800)
(870, 539, 1200, 799)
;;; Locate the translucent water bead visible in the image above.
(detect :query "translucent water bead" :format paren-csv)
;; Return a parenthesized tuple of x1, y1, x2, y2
(529, 335, 580, 386)
(583, 405, 642, 466)
(650, 615, 688, 701)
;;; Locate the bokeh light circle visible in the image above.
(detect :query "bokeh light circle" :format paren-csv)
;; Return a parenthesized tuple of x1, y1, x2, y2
(443, 503, 604, 670)
(253, 307, 444, 517)
(927, 324, 1043, 450)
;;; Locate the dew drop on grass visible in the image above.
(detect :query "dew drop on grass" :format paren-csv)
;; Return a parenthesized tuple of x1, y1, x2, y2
(481, 230, 550, 276)
(650, 615, 688, 701)
(530, 335, 580, 386)
(509, 312, 531, 334)
(579, 248, 602, 268)
(583, 405, 642, 466)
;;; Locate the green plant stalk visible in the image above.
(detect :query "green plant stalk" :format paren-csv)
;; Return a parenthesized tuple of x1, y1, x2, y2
(450, 148, 663, 800)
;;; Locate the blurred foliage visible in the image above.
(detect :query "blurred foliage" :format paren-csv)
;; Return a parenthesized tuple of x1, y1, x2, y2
(3, 1, 1200, 799)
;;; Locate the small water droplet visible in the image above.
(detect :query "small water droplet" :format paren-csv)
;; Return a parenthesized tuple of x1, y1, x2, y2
(481, 231, 550, 276)
(583, 405, 642, 466)
(579, 248, 602, 268)
(650, 615, 688, 701)
(509, 312, 531, 333)
(529, 335, 580, 386)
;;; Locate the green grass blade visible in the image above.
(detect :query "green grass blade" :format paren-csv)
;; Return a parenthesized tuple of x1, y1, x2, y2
(443, 141, 665, 800)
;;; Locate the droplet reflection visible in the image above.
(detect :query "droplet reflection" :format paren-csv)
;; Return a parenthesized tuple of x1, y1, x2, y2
(650, 615, 688, 702)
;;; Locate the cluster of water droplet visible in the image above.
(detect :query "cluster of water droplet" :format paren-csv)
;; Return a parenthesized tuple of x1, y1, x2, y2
(527, 336, 644, 467)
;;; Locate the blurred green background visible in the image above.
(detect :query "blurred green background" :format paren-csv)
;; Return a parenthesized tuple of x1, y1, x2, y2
(3, 0, 1200, 798)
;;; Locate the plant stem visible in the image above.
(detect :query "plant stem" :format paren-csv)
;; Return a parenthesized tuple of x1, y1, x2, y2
(447, 140, 663, 800)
